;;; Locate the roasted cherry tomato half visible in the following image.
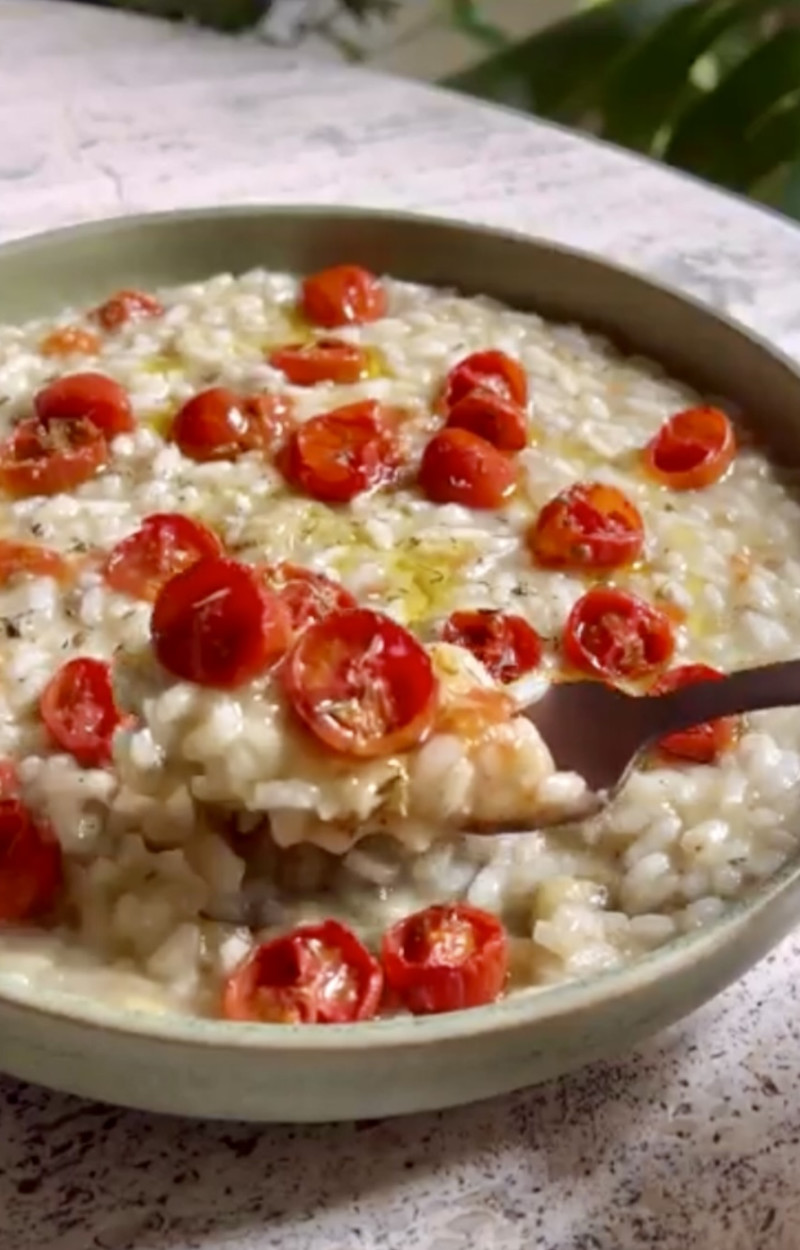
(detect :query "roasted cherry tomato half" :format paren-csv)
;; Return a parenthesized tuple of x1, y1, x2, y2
(0, 798, 62, 923)
(172, 387, 292, 462)
(279, 400, 399, 503)
(643, 406, 736, 491)
(651, 664, 739, 763)
(381, 903, 508, 1015)
(300, 265, 387, 329)
(103, 513, 224, 602)
(222, 919, 383, 1024)
(419, 428, 516, 510)
(39, 326, 101, 358)
(0, 539, 71, 586)
(442, 609, 542, 683)
(0, 417, 108, 498)
(269, 338, 370, 386)
(283, 607, 438, 758)
(563, 588, 674, 681)
(528, 481, 645, 570)
(93, 289, 164, 331)
(151, 557, 291, 689)
(40, 657, 125, 768)
(440, 350, 528, 412)
(258, 562, 357, 634)
(34, 372, 133, 439)
(445, 389, 528, 452)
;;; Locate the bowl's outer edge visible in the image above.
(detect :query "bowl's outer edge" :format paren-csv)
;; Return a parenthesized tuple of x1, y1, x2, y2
(1, 204, 799, 1121)
(2, 865, 798, 1121)
(3, 205, 799, 462)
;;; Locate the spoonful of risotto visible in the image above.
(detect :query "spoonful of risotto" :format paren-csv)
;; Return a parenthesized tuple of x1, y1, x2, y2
(194, 656, 798, 927)
(105, 552, 800, 927)
(113, 556, 800, 841)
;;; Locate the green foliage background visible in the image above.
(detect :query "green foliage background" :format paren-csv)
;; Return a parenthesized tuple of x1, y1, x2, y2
(94, 0, 800, 220)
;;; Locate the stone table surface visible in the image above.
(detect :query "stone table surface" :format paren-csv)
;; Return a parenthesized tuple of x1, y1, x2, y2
(3, 3, 800, 1248)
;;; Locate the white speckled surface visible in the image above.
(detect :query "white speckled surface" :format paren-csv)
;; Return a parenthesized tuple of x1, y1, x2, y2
(3, 3, 800, 1246)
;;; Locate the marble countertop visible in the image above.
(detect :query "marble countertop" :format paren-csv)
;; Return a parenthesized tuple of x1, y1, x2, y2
(3, 3, 800, 1247)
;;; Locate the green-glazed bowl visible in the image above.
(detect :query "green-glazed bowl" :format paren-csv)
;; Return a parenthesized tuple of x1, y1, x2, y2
(1, 206, 799, 1123)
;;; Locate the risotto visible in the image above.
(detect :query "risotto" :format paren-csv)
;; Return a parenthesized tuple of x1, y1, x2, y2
(0, 261, 799, 1024)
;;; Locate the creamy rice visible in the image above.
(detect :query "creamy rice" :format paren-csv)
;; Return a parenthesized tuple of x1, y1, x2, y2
(0, 266, 799, 1017)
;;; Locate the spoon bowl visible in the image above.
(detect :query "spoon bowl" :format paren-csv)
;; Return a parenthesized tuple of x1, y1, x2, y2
(530, 656, 800, 798)
(464, 659, 800, 836)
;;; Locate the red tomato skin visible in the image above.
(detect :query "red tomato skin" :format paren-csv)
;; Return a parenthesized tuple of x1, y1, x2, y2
(40, 657, 123, 768)
(440, 350, 528, 411)
(0, 417, 109, 498)
(283, 607, 438, 758)
(651, 664, 739, 763)
(240, 393, 293, 452)
(445, 389, 528, 452)
(0, 798, 63, 923)
(563, 588, 674, 681)
(222, 920, 383, 1024)
(527, 482, 644, 571)
(172, 387, 292, 462)
(103, 513, 224, 602)
(418, 428, 516, 510)
(279, 401, 399, 504)
(151, 557, 291, 690)
(643, 406, 736, 491)
(442, 610, 542, 683)
(301, 265, 387, 328)
(269, 338, 369, 386)
(34, 372, 134, 438)
(381, 904, 508, 1015)
(258, 562, 357, 633)
(94, 289, 164, 331)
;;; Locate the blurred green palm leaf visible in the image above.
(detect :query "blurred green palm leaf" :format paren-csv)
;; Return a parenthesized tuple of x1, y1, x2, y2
(446, 0, 800, 220)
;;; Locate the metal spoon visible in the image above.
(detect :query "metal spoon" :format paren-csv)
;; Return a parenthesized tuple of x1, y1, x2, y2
(492, 658, 800, 830)
(204, 660, 800, 925)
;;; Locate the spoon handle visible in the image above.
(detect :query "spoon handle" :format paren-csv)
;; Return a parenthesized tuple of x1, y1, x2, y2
(651, 659, 800, 739)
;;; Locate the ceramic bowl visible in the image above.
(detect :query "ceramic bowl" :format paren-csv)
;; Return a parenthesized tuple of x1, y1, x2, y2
(1, 206, 799, 1123)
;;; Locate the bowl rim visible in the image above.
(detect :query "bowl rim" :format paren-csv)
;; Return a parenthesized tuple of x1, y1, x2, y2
(2, 201, 800, 1053)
